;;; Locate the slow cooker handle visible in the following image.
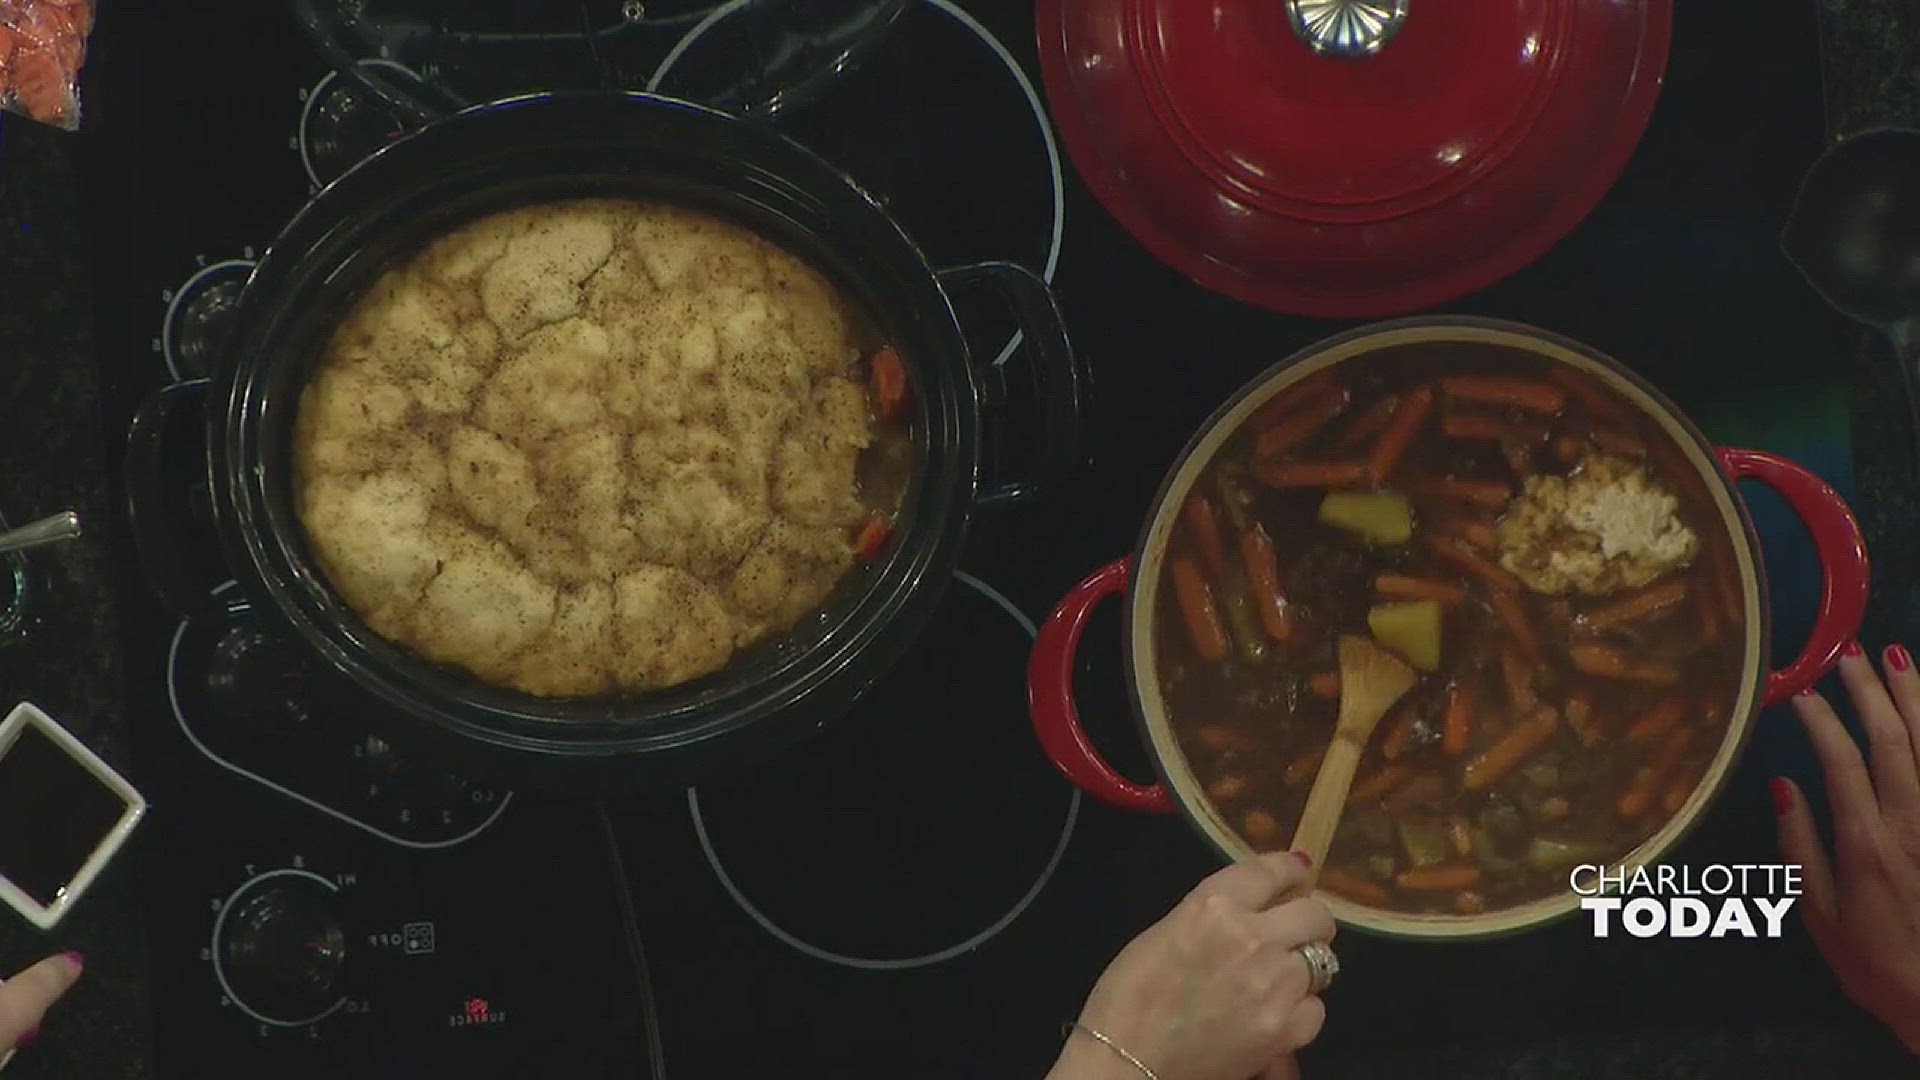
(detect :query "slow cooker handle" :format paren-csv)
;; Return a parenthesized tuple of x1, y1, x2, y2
(126, 380, 230, 621)
(935, 262, 1084, 506)
(1028, 558, 1177, 813)
(1717, 448, 1871, 706)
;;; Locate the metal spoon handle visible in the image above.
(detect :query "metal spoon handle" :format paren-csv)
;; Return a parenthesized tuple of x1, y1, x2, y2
(0, 512, 82, 556)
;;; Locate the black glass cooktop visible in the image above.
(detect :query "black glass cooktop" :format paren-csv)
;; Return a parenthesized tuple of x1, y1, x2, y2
(74, 0, 1912, 1076)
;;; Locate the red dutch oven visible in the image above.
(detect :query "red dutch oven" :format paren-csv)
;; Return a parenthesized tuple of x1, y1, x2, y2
(1026, 318, 1869, 939)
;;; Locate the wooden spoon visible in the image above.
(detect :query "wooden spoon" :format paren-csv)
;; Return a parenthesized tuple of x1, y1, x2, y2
(1287, 635, 1418, 883)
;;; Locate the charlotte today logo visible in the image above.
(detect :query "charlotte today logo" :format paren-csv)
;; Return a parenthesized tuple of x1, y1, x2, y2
(1572, 863, 1801, 938)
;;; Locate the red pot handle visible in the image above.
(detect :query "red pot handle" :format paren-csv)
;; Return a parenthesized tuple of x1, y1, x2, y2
(1028, 558, 1176, 813)
(1717, 448, 1871, 707)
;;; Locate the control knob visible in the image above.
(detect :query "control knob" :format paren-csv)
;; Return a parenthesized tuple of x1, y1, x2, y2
(212, 871, 349, 1026)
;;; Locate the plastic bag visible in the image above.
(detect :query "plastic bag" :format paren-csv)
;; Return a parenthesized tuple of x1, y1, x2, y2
(0, 0, 94, 130)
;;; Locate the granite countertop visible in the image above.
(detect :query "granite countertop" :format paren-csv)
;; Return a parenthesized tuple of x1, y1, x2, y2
(0, 111, 152, 1077)
(0, 2, 1913, 1078)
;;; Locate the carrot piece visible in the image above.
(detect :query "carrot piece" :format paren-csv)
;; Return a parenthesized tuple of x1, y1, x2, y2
(1488, 589, 1540, 658)
(1171, 558, 1230, 662)
(1462, 708, 1559, 792)
(1396, 864, 1483, 891)
(1624, 697, 1685, 742)
(1429, 510, 1499, 552)
(1695, 583, 1722, 643)
(1583, 578, 1689, 630)
(1439, 412, 1553, 443)
(1565, 692, 1603, 747)
(1307, 670, 1340, 699)
(1386, 772, 1447, 807)
(1569, 643, 1680, 685)
(1206, 774, 1250, 801)
(1499, 649, 1538, 715)
(1425, 535, 1523, 592)
(1661, 771, 1697, 815)
(1377, 573, 1467, 607)
(1284, 745, 1328, 785)
(1197, 725, 1257, 753)
(1240, 523, 1295, 642)
(1619, 729, 1693, 819)
(869, 346, 909, 421)
(1251, 386, 1359, 453)
(1406, 477, 1513, 509)
(1244, 378, 1351, 428)
(852, 512, 892, 561)
(1366, 384, 1436, 485)
(1337, 394, 1402, 448)
(1254, 458, 1368, 489)
(1348, 763, 1410, 804)
(1591, 427, 1646, 456)
(1545, 366, 1631, 422)
(1242, 808, 1280, 845)
(1183, 494, 1228, 576)
(1440, 376, 1567, 415)
(1321, 868, 1391, 906)
(1442, 683, 1472, 756)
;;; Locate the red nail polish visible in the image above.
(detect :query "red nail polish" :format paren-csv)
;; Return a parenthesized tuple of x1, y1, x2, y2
(60, 952, 82, 972)
(1292, 850, 1313, 869)
(15, 1025, 37, 1048)
(1843, 640, 1864, 658)
(1890, 645, 1912, 673)
(1769, 778, 1794, 814)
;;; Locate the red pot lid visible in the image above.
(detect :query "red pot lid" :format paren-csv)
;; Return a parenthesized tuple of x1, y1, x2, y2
(1141, 0, 1571, 216)
(1039, 0, 1672, 316)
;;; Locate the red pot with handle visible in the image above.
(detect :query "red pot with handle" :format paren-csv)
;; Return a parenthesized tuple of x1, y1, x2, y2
(1028, 317, 1868, 939)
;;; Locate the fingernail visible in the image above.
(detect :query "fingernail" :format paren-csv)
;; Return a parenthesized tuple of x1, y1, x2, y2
(60, 952, 82, 973)
(1769, 777, 1794, 814)
(1889, 645, 1912, 673)
(1292, 850, 1313, 869)
(1843, 640, 1863, 658)
(15, 1025, 37, 1048)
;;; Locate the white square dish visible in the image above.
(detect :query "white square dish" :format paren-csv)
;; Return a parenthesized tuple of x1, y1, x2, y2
(0, 703, 147, 930)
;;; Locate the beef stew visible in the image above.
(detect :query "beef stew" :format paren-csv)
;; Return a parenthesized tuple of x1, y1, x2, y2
(1154, 344, 1745, 917)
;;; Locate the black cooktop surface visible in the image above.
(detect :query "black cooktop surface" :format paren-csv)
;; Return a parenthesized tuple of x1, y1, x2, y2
(73, 0, 1910, 1076)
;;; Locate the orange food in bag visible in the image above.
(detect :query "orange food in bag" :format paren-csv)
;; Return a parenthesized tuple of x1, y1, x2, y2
(0, 0, 94, 130)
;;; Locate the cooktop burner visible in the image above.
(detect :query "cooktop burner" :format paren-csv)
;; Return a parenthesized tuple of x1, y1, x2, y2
(164, 586, 514, 850)
(686, 572, 1078, 969)
(650, 0, 1062, 361)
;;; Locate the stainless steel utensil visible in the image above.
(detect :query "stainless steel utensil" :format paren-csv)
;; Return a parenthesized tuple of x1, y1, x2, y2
(1782, 127, 1920, 468)
(0, 511, 82, 556)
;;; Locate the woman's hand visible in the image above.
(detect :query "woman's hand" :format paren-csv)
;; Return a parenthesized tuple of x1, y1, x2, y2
(1776, 643, 1920, 1052)
(1048, 850, 1334, 1080)
(0, 951, 82, 1054)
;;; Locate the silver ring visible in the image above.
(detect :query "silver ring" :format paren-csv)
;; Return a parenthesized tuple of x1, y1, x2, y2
(1296, 940, 1339, 994)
